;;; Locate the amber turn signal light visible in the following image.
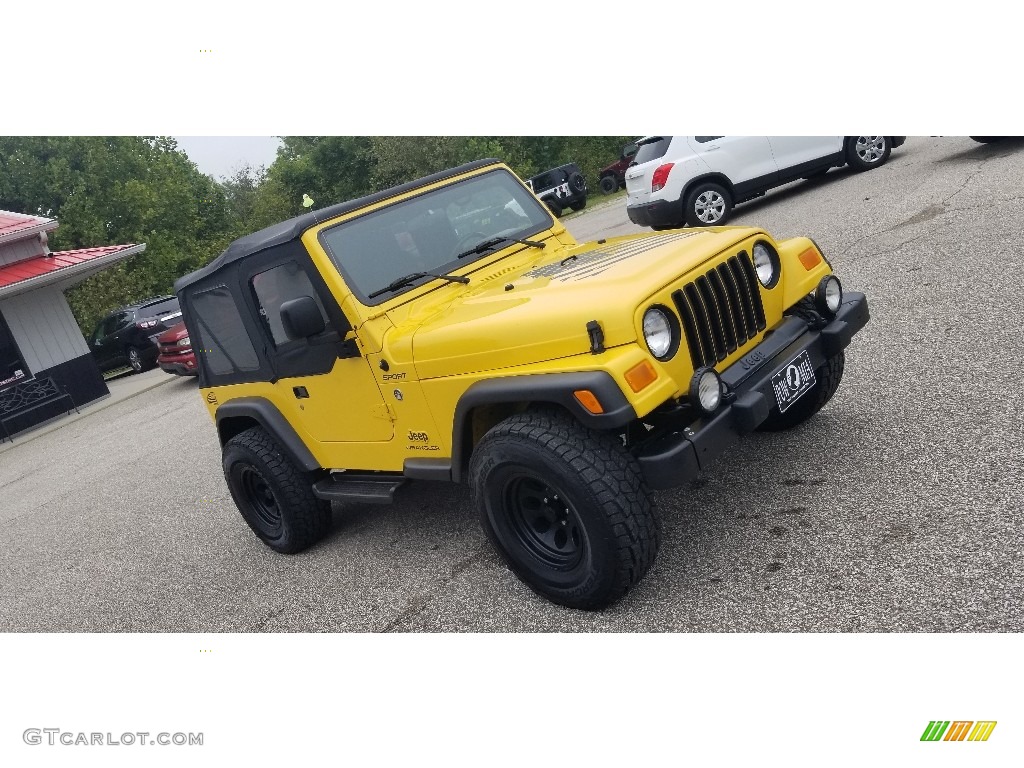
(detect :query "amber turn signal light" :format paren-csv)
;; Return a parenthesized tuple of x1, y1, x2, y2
(798, 247, 822, 270)
(573, 390, 604, 414)
(624, 360, 658, 393)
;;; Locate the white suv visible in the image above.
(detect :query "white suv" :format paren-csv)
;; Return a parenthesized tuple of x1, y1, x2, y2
(625, 136, 906, 229)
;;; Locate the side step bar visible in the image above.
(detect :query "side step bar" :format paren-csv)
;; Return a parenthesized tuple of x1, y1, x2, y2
(312, 474, 407, 505)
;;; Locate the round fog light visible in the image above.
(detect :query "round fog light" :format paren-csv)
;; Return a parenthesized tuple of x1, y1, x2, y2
(689, 366, 723, 414)
(815, 275, 843, 316)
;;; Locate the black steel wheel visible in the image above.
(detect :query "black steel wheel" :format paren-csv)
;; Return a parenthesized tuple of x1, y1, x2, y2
(599, 175, 618, 194)
(222, 427, 331, 553)
(569, 197, 587, 212)
(545, 198, 563, 218)
(470, 408, 660, 609)
(503, 473, 587, 570)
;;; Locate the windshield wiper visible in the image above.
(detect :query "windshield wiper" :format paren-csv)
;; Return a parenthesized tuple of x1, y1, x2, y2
(367, 271, 469, 299)
(456, 235, 547, 259)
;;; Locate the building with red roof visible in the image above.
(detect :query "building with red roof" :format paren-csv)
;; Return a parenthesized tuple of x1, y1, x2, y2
(0, 209, 145, 439)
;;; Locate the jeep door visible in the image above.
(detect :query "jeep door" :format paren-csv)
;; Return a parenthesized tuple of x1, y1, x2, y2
(247, 259, 394, 444)
(684, 136, 779, 188)
(766, 137, 843, 176)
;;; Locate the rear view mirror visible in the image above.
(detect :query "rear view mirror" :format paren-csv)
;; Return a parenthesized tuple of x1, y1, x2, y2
(280, 296, 325, 340)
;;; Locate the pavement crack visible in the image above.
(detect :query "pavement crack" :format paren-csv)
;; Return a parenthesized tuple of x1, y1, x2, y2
(381, 593, 434, 633)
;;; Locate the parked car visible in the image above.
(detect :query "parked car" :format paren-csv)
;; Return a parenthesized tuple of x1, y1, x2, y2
(524, 163, 587, 217)
(88, 296, 182, 374)
(598, 140, 639, 194)
(175, 157, 869, 610)
(626, 136, 907, 229)
(156, 321, 198, 376)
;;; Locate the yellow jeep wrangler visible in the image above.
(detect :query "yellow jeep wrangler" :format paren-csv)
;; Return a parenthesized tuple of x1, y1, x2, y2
(175, 159, 868, 610)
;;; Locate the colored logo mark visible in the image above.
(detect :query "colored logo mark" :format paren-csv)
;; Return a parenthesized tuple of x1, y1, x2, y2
(920, 721, 996, 742)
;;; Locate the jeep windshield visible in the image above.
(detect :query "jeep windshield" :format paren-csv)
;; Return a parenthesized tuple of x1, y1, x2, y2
(319, 168, 552, 305)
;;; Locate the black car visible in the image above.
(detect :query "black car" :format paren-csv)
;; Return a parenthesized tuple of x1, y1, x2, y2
(88, 296, 183, 374)
(525, 163, 587, 217)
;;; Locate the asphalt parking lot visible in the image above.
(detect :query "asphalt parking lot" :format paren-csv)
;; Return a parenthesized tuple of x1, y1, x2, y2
(2, 136, 1022, 632)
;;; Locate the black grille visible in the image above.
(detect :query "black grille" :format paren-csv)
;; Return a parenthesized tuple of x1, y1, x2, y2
(672, 251, 767, 368)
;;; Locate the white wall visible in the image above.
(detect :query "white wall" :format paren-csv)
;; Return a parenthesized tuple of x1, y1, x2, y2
(0, 287, 89, 374)
(0, 236, 46, 267)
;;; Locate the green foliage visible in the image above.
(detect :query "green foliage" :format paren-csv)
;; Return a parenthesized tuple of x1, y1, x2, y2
(0, 135, 636, 337)
(0, 136, 232, 334)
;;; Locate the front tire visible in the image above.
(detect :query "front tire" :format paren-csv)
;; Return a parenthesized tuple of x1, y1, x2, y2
(846, 136, 891, 171)
(684, 182, 732, 226)
(222, 427, 331, 553)
(470, 409, 660, 610)
(758, 352, 845, 431)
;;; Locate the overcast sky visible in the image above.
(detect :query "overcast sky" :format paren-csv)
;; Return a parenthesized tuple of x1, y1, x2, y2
(173, 136, 283, 179)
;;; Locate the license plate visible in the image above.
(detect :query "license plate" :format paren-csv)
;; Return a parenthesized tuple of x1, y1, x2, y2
(771, 350, 816, 413)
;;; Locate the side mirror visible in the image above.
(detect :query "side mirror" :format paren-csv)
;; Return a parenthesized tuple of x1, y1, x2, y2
(280, 296, 325, 340)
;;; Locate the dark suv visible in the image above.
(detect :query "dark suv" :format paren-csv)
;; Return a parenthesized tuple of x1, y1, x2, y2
(525, 163, 587, 217)
(88, 296, 183, 374)
(598, 141, 639, 194)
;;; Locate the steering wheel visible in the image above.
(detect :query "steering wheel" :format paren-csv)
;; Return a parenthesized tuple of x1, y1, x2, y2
(455, 231, 488, 256)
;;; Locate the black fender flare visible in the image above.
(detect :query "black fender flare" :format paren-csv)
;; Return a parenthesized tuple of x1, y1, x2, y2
(215, 397, 320, 473)
(449, 371, 636, 483)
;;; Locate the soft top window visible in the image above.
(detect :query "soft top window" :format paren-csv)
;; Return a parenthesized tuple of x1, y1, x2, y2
(189, 286, 259, 376)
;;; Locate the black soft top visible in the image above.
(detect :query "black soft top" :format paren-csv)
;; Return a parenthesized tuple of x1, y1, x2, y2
(175, 157, 502, 293)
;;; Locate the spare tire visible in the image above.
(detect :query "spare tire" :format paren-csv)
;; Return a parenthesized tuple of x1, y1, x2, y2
(569, 172, 586, 194)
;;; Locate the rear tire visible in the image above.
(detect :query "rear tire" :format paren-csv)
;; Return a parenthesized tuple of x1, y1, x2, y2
(127, 346, 144, 373)
(545, 199, 563, 218)
(758, 352, 845, 431)
(599, 175, 618, 194)
(684, 182, 732, 226)
(846, 136, 891, 171)
(223, 427, 331, 553)
(470, 409, 660, 609)
(570, 198, 587, 212)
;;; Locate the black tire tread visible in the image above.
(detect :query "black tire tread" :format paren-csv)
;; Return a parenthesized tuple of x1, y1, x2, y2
(223, 426, 331, 553)
(471, 409, 660, 609)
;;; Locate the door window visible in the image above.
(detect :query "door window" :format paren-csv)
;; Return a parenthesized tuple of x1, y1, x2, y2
(251, 263, 329, 347)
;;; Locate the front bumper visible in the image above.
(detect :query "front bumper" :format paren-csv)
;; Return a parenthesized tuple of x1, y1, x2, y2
(635, 292, 869, 489)
(158, 351, 198, 376)
(627, 198, 680, 228)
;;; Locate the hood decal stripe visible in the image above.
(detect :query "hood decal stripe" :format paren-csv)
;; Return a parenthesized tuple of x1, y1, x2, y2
(526, 231, 700, 281)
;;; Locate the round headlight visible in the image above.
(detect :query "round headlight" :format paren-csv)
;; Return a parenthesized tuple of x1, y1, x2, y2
(815, 275, 843, 316)
(689, 366, 722, 414)
(643, 307, 675, 360)
(179, 336, 191, 347)
(752, 242, 778, 288)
